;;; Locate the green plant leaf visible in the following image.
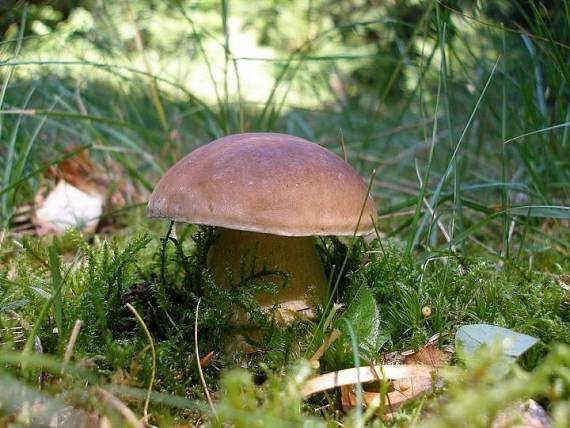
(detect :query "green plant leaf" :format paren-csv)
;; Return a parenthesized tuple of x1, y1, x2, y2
(0, 298, 28, 312)
(338, 286, 387, 356)
(456, 324, 539, 360)
(509, 205, 570, 219)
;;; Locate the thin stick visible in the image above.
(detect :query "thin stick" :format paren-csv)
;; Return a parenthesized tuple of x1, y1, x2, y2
(338, 129, 348, 162)
(62, 319, 82, 372)
(309, 328, 341, 366)
(126, 303, 155, 424)
(95, 387, 144, 428)
(194, 298, 216, 416)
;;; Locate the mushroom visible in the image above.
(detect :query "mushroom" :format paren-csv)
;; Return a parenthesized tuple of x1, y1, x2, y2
(148, 132, 377, 318)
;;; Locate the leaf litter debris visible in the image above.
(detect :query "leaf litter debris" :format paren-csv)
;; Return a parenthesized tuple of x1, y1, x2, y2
(303, 334, 452, 415)
(12, 146, 143, 236)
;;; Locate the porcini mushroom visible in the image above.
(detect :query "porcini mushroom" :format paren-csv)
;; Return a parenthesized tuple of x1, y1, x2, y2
(148, 132, 376, 318)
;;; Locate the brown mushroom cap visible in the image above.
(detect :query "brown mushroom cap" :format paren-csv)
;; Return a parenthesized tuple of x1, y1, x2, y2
(148, 132, 377, 236)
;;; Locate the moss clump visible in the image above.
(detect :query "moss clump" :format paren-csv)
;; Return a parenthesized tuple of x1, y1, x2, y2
(0, 229, 568, 425)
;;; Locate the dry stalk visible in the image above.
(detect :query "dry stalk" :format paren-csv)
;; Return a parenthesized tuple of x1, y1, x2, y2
(194, 298, 216, 417)
(309, 328, 342, 368)
(62, 320, 83, 371)
(125, 303, 155, 425)
(95, 387, 144, 428)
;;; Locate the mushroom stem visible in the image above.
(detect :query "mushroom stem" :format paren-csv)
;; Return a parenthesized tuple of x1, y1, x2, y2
(208, 228, 327, 318)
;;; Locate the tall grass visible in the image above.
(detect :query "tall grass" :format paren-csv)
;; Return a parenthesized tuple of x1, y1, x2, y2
(0, 3, 567, 250)
(0, 1, 569, 425)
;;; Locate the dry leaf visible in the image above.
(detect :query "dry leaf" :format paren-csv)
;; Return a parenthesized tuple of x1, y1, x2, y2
(340, 375, 434, 412)
(403, 344, 452, 368)
(302, 364, 436, 397)
(33, 180, 104, 235)
(50, 148, 101, 195)
(384, 337, 452, 366)
(333, 341, 452, 413)
(341, 386, 380, 410)
(48, 146, 142, 212)
(13, 146, 145, 236)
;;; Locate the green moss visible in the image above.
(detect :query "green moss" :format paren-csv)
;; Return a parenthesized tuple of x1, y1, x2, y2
(0, 226, 569, 425)
(355, 242, 569, 351)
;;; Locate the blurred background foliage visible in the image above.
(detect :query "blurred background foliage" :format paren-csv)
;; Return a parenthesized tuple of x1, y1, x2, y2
(0, 0, 569, 258)
(2, 0, 568, 102)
